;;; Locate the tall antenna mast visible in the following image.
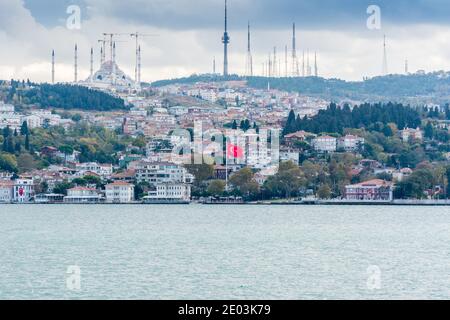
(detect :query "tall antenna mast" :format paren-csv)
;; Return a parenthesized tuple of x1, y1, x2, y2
(222, 0, 230, 76)
(292, 23, 298, 77)
(314, 51, 318, 77)
(382, 34, 388, 75)
(273, 46, 277, 77)
(74, 44, 78, 83)
(51, 50, 55, 84)
(285, 45, 288, 77)
(245, 22, 253, 77)
(302, 51, 305, 77)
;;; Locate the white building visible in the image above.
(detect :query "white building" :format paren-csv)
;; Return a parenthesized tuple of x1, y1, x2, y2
(76, 162, 113, 177)
(64, 187, 104, 203)
(0, 102, 14, 113)
(23, 115, 42, 129)
(135, 161, 193, 185)
(312, 136, 337, 153)
(338, 135, 365, 152)
(105, 181, 135, 203)
(0, 180, 14, 203)
(14, 178, 35, 203)
(144, 183, 191, 203)
(400, 128, 423, 142)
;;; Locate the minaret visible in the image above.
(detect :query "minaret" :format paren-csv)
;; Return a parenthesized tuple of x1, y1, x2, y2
(222, 0, 230, 77)
(382, 34, 388, 75)
(273, 47, 277, 77)
(51, 50, 55, 84)
(405, 59, 409, 74)
(138, 45, 142, 87)
(314, 51, 318, 77)
(268, 53, 272, 77)
(292, 23, 298, 77)
(213, 56, 216, 74)
(245, 22, 253, 77)
(90, 47, 94, 84)
(100, 46, 104, 66)
(74, 44, 78, 83)
(112, 42, 116, 85)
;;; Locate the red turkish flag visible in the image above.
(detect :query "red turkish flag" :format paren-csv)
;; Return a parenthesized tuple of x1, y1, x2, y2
(227, 143, 244, 159)
(18, 187, 24, 197)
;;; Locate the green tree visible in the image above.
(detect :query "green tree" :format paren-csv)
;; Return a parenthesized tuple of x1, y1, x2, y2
(229, 167, 260, 199)
(317, 184, 332, 199)
(207, 180, 226, 196)
(20, 121, 29, 136)
(424, 122, 434, 139)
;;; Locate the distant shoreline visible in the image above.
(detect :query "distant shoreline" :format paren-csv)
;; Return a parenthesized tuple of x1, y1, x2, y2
(1, 201, 449, 207)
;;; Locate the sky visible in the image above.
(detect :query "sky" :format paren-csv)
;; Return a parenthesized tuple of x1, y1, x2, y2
(2, 0, 450, 83)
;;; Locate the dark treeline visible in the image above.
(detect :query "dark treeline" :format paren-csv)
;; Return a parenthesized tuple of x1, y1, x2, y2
(6, 81, 126, 111)
(284, 103, 422, 135)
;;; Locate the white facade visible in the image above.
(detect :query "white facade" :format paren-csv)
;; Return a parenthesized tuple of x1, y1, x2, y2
(23, 115, 42, 129)
(312, 136, 337, 153)
(76, 162, 113, 177)
(64, 187, 104, 203)
(14, 178, 35, 203)
(0, 181, 14, 203)
(135, 162, 192, 185)
(146, 183, 191, 202)
(105, 182, 135, 203)
(338, 135, 365, 152)
(0, 102, 14, 113)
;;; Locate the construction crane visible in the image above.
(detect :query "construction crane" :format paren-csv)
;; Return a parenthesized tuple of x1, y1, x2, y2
(130, 32, 158, 90)
(102, 33, 128, 62)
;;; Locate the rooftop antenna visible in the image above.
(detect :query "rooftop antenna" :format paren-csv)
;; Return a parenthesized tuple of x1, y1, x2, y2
(74, 44, 78, 83)
(222, 0, 230, 76)
(51, 50, 55, 84)
(382, 34, 388, 75)
(245, 21, 253, 77)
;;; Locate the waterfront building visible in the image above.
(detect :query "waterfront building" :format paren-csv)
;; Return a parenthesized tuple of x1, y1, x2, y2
(75, 162, 113, 177)
(144, 183, 191, 203)
(13, 178, 35, 203)
(64, 187, 104, 203)
(0, 180, 14, 203)
(345, 179, 394, 201)
(105, 181, 135, 203)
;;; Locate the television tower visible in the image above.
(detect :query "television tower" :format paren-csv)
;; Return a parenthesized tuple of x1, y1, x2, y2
(382, 35, 388, 75)
(51, 50, 55, 84)
(222, 0, 230, 77)
(245, 22, 253, 77)
(74, 44, 78, 83)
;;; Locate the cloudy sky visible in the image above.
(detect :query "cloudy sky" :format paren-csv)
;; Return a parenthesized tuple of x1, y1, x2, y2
(1, 0, 450, 83)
